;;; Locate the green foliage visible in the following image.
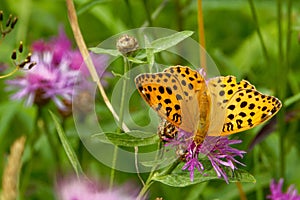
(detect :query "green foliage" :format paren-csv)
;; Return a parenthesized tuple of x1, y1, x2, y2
(50, 111, 84, 177)
(92, 131, 159, 147)
(152, 165, 255, 187)
(0, 0, 300, 199)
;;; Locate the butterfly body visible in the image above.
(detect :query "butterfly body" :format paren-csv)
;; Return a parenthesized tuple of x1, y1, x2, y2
(135, 65, 282, 145)
(194, 83, 211, 144)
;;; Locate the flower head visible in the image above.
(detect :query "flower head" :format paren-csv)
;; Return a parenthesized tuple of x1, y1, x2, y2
(167, 129, 246, 183)
(57, 176, 139, 200)
(6, 28, 108, 112)
(267, 178, 300, 200)
(6, 50, 79, 110)
(116, 34, 139, 55)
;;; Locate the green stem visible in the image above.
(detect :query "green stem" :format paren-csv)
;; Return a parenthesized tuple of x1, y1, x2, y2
(109, 56, 130, 189)
(136, 158, 181, 200)
(276, 0, 285, 179)
(19, 106, 41, 198)
(40, 108, 61, 167)
(254, 147, 263, 200)
(248, 0, 270, 62)
(141, 0, 168, 27)
(142, 0, 152, 26)
(286, 0, 292, 68)
(16, 0, 31, 42)
(124, 0, 134, 27)
(109, 145, 118, 189)
(147, 142, 163, 182)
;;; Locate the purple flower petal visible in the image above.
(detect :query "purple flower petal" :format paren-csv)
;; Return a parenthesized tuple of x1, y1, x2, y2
(267, 179, 300, 200)
(6, 28, 108, 112)
(166, 128, 246, 183)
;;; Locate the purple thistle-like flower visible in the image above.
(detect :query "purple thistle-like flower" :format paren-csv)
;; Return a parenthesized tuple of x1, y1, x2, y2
(6, 28, 108, 111)
(6, 51, 79, 110)
(168, 129, 246, 183)
(267, 179, 300, 200)
(57, 176, 139, 200)
(205, 137, 245, 183)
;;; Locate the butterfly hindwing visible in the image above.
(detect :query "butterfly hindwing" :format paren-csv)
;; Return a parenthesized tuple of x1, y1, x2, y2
(206, 76, 255, 136)
(207, 76, 256, 108)
(221, 89, 282, 135)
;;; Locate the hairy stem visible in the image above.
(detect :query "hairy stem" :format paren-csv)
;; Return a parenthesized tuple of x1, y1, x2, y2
(66, 0, 129, 132)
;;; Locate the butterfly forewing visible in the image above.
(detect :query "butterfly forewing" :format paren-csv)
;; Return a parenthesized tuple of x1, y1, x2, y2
(163, 66, 210, 143)
(163, 66, 206, 92)
(135, 72, 182, 126)
(135, 66, 204, 134)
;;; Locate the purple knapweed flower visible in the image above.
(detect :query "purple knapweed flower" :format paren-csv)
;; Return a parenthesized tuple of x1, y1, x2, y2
(57, 176, 139, 200)
(167, 129, 246, 183)
(6, 28, 108, 112)
(267, 178, 300, 200)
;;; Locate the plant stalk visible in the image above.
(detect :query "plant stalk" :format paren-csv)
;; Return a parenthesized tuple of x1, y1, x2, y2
(197, 0, 206, 71)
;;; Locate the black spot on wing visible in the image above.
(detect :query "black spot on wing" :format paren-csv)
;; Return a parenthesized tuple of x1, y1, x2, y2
(236, 119, 243, 128)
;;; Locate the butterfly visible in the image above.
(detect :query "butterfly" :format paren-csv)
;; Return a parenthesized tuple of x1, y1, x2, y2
(135, 65, 282, 145)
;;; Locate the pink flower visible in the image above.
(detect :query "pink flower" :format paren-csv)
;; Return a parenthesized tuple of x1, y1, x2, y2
(57, 176, 139, 200)
(6, 28, 108, 111)
(267, 179, 300, 200)
(167, 129, 246, 183)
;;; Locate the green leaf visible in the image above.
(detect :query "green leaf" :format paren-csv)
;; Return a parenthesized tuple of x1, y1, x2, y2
(127, 56, 146, 64)
(140, 157, 175, 167)
(151, 31, 193, 53)
(49, 111, 84, 177)
(0, 101, 22, 142)
(92, 131, 159, 147)
(89, 47, 121, 57)
(284, 92, 300, 107)
(152, 166, 255, 187)
(77, 0, 110, 15)
(131, 31, 194, 63)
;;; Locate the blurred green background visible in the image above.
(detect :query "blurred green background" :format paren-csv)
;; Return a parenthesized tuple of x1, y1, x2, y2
(1, 0, 300, 199)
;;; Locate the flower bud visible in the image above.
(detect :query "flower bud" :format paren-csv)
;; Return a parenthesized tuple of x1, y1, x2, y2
(0, 11, 3, 21)
(116, 34, 139, 55)
(10, 17, 18, 29)
(18, 41, 23, 53)
(11, 50, 17, 60)
(6, 14, 12, 27)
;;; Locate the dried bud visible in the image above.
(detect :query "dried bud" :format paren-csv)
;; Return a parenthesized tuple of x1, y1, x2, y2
(18, 41, 23, 53)
(11, 50, 17, 60)
(26, 53, 31, 62)
(116, 34, 139, 55)
(6, 14, 12, 27)
(18, 60, 27, 68)
(0, 11, 3, 21)
(10, 17, 18, 29)
(28, 62, 36, 69)
(18, 58, 31, 68)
